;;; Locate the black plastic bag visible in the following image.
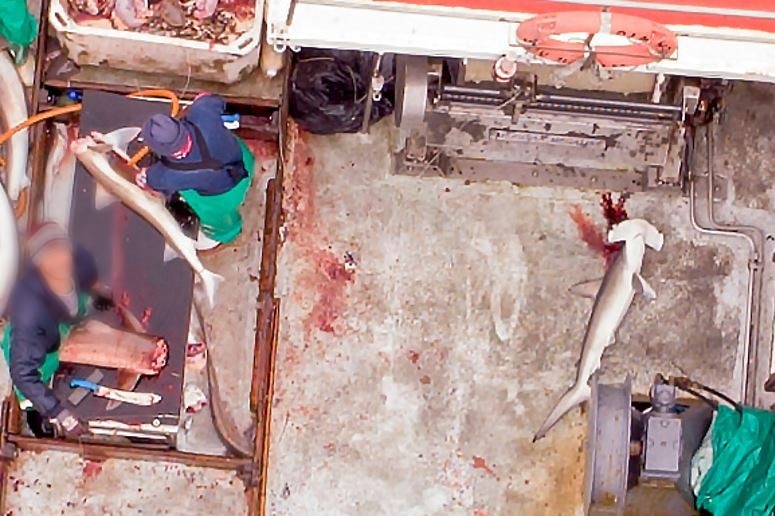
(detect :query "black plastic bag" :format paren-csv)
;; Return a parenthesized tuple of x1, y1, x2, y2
(290, 49, 394, 134)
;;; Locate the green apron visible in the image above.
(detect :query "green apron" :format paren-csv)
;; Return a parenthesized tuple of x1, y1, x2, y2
(1, 294, 89, 409)
(179, 137, 255, 244)
(0, 0, 38, 47)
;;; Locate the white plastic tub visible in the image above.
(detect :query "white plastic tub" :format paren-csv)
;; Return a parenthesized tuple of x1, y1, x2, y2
(50, 0, 264, 84)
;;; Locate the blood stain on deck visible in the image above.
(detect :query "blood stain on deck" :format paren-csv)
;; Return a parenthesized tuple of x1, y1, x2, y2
(472, 456, 497, 479)
(569, 192, 629, 267)
(284, 127, 356, 339)
(82, 460, 103, 482)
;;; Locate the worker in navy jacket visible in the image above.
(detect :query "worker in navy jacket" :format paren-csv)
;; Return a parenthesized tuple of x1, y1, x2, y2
(137, 93, 254, 247)
(2, 223, 113, 437)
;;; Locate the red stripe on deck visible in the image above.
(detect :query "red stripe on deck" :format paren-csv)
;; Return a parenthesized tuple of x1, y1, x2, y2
(377, 0, 775, 34)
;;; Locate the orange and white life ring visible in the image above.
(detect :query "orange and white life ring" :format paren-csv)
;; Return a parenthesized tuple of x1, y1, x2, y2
(516, 10, 678, 68)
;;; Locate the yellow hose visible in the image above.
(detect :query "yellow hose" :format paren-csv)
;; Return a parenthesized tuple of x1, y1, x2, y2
(0, 89, 180, 218)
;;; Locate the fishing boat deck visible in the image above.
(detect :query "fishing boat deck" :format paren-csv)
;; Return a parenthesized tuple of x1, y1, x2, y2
(3, 68, 775, 516)
(263, 81, 775, 514)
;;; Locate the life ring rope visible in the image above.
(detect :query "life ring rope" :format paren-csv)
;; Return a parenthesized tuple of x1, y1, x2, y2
(517, 10, 678, 68)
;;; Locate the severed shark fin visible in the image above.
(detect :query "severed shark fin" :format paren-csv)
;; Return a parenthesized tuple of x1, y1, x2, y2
(569, 278, 603, 299)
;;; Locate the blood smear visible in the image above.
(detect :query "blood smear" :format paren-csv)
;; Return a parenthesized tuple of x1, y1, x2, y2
(569, 193, 629, 267)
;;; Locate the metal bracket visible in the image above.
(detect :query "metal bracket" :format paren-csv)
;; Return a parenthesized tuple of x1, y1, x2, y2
(237, 462, 258, 488)
(682, 85, 701, 118)
(360, 54, 384, 133)
(0, 441, 16, 461)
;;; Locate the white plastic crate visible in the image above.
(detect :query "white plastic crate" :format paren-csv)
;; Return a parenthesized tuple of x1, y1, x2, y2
(49, 0, 264, 84)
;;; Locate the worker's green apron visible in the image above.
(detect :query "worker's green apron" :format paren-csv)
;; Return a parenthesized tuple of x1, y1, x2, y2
(0, 0, 38, 47)
(1, 294, 89, 410)
(178, 138, 255, 244)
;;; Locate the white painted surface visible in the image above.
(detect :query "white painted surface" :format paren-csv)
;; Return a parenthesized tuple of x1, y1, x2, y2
(267, 1, 775, 81)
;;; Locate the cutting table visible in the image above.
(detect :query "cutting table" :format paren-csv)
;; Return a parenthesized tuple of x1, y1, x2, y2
(52, 91, 193, 444)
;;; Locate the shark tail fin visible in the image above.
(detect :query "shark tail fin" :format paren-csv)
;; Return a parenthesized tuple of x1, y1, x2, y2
(608, 218, 664, 251)
(200, 269, 224, 308)
(532, 382, 591, 442)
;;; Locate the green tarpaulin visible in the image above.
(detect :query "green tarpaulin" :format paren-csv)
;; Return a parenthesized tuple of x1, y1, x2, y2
(695, 405, 775, 516)
(0, 0, 37, 47)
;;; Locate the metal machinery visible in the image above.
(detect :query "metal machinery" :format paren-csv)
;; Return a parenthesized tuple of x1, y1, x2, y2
(394, 56, 698, 191)
(586, 375, 714, 515)
(266, 1, 775, 192)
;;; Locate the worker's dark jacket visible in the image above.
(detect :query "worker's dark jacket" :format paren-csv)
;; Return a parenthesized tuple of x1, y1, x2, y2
(146, 94, 247, 197)
(5, 247, 97, 418)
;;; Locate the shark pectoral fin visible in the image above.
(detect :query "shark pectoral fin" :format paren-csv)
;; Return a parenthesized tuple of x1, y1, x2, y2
(94, 183, 120, 210)
(569, 278, 603, 299)
(163, 243, 180, 262)
(634, 273, 657, 300)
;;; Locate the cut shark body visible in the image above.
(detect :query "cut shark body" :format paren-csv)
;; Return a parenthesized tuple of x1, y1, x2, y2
(70, 128, 223, 306)
(532, 218, 663, 442)
(42, 123, 78, 229)
(0, 51, 30, 201)
(0, 181, 19, 314)
(188, 283, 254, 457)
(104, 305, 150, 411)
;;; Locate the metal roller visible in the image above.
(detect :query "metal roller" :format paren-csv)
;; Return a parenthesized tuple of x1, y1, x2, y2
(585, 375, 632, 515)
(395, 55, 428, 131)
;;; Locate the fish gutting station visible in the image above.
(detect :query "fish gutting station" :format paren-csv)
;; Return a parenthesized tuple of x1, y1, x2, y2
(2, 0, 775, 514)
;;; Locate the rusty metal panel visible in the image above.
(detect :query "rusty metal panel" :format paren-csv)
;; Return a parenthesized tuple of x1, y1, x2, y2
(397, 99, 684, 191)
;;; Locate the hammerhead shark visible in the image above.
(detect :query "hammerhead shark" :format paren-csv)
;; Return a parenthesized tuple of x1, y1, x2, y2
(533, 218, 664, 442)
(71, 128, 223, 307)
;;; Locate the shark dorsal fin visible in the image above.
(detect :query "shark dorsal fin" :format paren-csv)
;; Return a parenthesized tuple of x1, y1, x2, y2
(101, 127, 142, 158)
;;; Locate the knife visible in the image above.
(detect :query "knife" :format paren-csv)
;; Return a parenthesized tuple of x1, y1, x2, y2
(69, 378, 162, 407)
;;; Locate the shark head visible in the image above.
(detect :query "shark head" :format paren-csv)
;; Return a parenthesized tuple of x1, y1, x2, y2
(607, 219, 664, 251)
(70, 127, 142, 159)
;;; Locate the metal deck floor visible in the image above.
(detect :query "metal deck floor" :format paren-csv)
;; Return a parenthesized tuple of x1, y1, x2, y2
(264, 83, 775, 515)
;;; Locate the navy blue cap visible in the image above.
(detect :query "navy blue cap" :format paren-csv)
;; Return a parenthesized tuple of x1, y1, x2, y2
(141, 114, 189, 156)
